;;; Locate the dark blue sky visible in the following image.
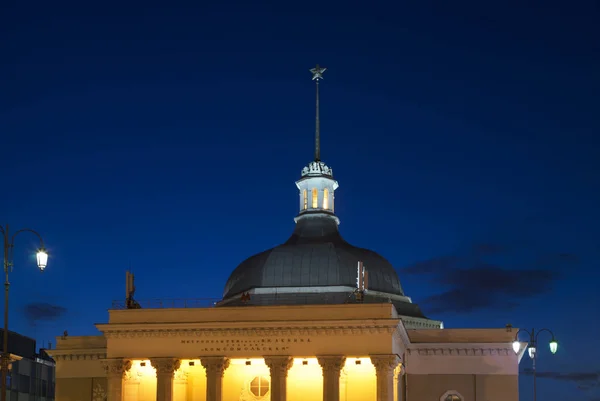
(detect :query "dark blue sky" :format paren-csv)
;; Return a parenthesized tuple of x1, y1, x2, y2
(2, 0, 599, 399)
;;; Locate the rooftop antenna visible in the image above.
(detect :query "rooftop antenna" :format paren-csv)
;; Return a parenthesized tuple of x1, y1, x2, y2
(126, 270, 141, 309)
(310, 64, 327, 162)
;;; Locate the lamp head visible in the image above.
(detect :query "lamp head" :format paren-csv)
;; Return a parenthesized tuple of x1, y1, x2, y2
(528, 345, 537, 359)
(549, 339, 558, 354)
(512, 341, 520, 354)
(36, 248, 48, 270)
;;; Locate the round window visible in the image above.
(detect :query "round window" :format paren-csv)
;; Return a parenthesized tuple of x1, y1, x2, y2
(250, 376, 270, 398)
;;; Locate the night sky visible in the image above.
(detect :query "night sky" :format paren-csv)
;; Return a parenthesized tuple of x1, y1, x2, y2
(2, 0, 599, 399)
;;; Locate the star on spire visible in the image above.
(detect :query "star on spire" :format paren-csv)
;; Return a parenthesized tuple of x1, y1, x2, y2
(310, 64, 327, 81)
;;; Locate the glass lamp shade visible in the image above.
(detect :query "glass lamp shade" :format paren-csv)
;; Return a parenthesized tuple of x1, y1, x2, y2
(528, 346, 537, 359)
(36, 248, 48, 270)
(549, 340, 558, 354)
(512, 341, 521, 354)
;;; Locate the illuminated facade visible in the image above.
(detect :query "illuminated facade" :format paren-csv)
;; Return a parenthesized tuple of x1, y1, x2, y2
(48, 66, 524, 401)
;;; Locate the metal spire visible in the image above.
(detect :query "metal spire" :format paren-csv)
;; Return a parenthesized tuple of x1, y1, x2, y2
(310, 64, 326, 161)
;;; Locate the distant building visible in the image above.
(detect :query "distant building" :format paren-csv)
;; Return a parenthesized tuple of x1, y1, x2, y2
(0, 330, 55, 401)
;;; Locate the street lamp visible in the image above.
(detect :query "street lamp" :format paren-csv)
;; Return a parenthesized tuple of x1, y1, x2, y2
(512, 328, 557, 401)
(0, 224, 47, 401)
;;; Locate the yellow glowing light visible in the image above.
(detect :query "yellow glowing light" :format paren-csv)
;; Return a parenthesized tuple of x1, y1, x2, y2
(229, 358, 266, 366)
(323, 188, 329, 209)
(130, 359, 156, 377)
(292, 357, 319, 366)
(303, 189, 308, 210)
(288, 358, 323, 401)
(343, 357, 377, 401)
(312, 188, 318, 208)
(223, 359, 270, 401)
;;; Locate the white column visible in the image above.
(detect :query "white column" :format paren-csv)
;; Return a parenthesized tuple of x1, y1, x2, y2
(151, 358, 181, 401)
(397, 364, 407, 401)
(101, 359, 131, 401)
(200, 357, 230, 401)
(173, 368, 189, 401)
(318, 356, 346, 401)
(370, 355, 400, 401)
(264, 356, 293, 401)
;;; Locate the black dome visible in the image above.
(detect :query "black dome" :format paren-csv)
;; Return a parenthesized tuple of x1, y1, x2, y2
(222, 214, 405, 299)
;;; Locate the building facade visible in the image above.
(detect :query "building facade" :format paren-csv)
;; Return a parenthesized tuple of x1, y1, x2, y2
(48, 66, 524, 401)
(1, 330, 55, 401)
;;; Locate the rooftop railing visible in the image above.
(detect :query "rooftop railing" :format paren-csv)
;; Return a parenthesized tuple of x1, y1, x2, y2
(111, 298, 221, 310)
(110, 292, 393, 310)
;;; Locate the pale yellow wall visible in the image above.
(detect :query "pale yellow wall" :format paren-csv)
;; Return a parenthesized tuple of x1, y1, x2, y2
(125, 360, 157, 401)
(288, 358, 323, 401)
(342, 358, 376, 401)
(180, 359, 206, 401)
(55, 358, 106, 378)
(124, 359, 208, 401)
(56, 377, 106, 401)
(406, 374, 518, 401)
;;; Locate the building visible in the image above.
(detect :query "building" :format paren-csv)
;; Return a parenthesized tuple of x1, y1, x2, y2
(48, 66, 525, 401)
(1, 329, 55, 401)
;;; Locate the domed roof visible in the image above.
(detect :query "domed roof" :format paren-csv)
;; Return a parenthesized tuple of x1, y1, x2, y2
(222, 214, 404, 299)
(216, 66, 433, 322)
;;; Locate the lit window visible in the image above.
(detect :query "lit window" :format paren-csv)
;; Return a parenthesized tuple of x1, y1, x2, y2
(311, 188, 318, 208)
(323, 188, 329, 209)
(303, 189, 308, 210)
(250, 376, 270, 397)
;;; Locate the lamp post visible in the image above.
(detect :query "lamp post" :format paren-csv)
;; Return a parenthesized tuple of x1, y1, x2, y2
(0, 224, 48, 401)
(512, 328, 558, 401)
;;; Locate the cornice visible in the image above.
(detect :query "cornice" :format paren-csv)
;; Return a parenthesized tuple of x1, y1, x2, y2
(392, 322, 411, 348)
(47, 347, 107, 361)
(400, 316, 443, 329)
(99, 325, 400, 339)
(406, 347, 512, 357)
(52, 350, 106, 362)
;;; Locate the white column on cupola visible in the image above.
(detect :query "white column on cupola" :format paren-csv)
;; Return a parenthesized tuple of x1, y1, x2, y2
(295, 64, 340, 222)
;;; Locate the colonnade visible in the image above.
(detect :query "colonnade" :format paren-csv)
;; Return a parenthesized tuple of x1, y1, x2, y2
(101, 354, 402, 401)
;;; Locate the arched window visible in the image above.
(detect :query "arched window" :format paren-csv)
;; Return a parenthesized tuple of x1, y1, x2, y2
(323, 188, 329, 209)
(311, 188, 318, 208)
(440, 391, 463, 401)
(303, 189, 308, 210)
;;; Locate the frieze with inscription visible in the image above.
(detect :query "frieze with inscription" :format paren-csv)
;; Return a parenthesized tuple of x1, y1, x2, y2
(181, 337, 312, 353)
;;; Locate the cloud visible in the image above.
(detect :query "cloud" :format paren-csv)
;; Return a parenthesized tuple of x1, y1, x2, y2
(23, 302, 68, 323)
(401, 243, 574, 315)
(402, 256, 461, 275)
(522, 369, 600, 391)
(535, 252, 580, 268)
